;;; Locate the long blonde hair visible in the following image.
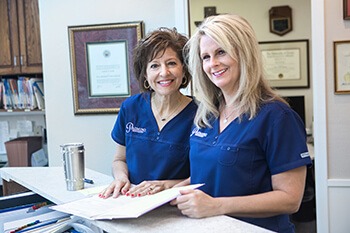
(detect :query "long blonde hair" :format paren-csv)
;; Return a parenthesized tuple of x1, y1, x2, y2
(185, 14, 287, 128)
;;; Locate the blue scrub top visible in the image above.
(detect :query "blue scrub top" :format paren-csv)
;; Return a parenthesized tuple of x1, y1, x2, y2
(190, 101, 312, 233)
(111, 93, 198, 185)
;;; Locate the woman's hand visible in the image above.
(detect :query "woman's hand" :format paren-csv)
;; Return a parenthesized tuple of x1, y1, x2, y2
(126, 179, 186, 197)
(125, 180, 169, 197)
(170, 189, 221, 218)
(99, 178, 131, 199)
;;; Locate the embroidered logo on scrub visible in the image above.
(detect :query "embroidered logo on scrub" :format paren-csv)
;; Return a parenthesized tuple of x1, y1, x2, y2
(126, 122, 146, 134)
(300, 152, 310, 158)
(190, 127, 208, 138)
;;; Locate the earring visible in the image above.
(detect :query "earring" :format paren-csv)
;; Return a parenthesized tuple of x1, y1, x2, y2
(182, 77, 187, 85)
(144, 80, 150, 89)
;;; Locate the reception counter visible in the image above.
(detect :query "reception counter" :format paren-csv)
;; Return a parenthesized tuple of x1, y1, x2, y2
(0, 167, 273, 233)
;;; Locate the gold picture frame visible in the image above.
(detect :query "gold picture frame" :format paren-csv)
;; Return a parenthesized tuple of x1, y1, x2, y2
(68, 21, 144, 114)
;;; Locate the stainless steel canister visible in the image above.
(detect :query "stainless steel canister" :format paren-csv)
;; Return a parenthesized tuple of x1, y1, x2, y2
(60, 143, 85, 191)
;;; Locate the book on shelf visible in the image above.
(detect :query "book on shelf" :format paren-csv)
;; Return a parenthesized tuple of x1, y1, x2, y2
(30, 78, 45, 110)
(2, 79, 13, 110)
(0, 77, 44, 111)
(51, 183, 204, 220)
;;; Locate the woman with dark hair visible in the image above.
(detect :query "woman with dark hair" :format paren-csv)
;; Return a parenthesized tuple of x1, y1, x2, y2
(99, 27, 197, 198)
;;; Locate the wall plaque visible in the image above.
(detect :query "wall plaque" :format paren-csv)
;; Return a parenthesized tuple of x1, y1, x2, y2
(269, 6, 292, 36)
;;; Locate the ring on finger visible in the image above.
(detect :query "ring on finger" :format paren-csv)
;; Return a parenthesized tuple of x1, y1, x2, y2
(149, 187, 153, 191)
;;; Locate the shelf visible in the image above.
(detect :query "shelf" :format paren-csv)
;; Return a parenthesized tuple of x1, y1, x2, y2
(0, 110, 45, 116)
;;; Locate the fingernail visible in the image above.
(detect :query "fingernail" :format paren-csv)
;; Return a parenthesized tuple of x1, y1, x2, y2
(131, 194, 134, 197)
(103, 196, 106, 198)
(126, 193, 130, 196)
(138, 193, 141, 197)
(98, 194, 102, 197)
(148, 192, 151, 195)
(122, 190, 126, 194)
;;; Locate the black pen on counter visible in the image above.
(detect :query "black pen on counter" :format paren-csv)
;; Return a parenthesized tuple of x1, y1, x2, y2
(84, 178, 94, 184)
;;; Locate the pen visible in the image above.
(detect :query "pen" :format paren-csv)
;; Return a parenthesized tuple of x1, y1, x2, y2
(26, 201, 52, 213)
(10, 220, 40, 233)
(84, 178, 94, 184)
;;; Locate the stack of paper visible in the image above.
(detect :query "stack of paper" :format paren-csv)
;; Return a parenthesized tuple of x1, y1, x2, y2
(51, 183, 203, 220)
(1, 205, 70, 233)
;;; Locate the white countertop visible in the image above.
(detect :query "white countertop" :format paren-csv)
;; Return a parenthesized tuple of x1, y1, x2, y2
(0, 167, 113, 204)
(0, 167, 274, 233)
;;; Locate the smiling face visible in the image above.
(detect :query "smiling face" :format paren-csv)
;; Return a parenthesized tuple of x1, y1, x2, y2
(200, 35, 240, 96)
(145, 47, 184, 97)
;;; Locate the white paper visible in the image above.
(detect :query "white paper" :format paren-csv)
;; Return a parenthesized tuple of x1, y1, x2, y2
(87, 42, 129, 97)
(0, 121, 10, 154)
(262, 48, 301, 80)
(17, 120, 33, 137)
(3, 208, 70, 233)
(31, 148, 48, 167)
(51, 183, 204, 220)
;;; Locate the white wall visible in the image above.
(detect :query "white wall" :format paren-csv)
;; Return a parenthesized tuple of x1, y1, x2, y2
(189, 0, 313, 129)
(38, 0, 187, 175)
(323, 0, 350, 232)
(311, 0, 350, 231)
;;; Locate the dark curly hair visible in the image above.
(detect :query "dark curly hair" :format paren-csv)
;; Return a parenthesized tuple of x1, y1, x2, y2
(133, 27, 191, 93)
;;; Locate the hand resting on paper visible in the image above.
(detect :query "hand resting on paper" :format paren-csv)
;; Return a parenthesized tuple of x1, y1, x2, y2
(170, 189, 220, 218)
(99, 178, 131, 199)
(99, 179, 187, 198)
(125, 179, 187, 197)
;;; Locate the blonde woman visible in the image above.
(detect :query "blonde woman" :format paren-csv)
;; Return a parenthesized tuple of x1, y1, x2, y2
(171, 14, 311, 233)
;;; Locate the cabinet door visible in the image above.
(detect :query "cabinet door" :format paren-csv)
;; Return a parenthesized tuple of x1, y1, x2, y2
(17, 0, 42, 74)
(0, 0, 21, 75)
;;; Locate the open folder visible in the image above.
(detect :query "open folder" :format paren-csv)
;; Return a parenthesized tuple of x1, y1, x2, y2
(51, 183, 204, 220)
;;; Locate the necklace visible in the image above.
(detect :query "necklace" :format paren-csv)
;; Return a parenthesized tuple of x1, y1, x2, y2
(153, 97, 183, 122)
(223, 105, 239, 124)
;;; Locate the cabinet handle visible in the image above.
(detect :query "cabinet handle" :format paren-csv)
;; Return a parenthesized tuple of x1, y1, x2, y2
(20, 56, 23, 66)
(14, 56, 17, 66)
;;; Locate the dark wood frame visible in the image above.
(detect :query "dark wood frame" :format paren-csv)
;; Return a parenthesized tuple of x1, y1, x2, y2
(68, 22, 144, 114)
(344, 0, 350, 20)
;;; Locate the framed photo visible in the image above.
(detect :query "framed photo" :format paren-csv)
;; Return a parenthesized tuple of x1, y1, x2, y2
(68, 21, 144, 114)
(259, 40, 310, 89)
(344, 0, 350, 20)
(333, 40, 350, 94)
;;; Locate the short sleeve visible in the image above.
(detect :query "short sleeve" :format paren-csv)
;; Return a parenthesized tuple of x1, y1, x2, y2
(265, 109, 311, 175)
(111, 100, 127, 146)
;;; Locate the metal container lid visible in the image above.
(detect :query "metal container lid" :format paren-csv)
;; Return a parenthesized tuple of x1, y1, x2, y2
(60, 143, 84, 152)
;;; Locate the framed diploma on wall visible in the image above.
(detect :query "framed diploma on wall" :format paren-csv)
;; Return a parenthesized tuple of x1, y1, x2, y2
(68, 21, 144, 114)
(259, 40, 310, 89)
(333, 40, 350, 94)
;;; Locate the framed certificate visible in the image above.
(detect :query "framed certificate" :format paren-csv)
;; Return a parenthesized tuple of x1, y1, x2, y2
(259, 40, 309, 89)
(333, 40, 350, 94)
(68, 21, 144, 114)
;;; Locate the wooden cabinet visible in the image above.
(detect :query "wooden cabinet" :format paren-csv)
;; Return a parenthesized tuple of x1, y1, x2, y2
(0, 0, 42, 75)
